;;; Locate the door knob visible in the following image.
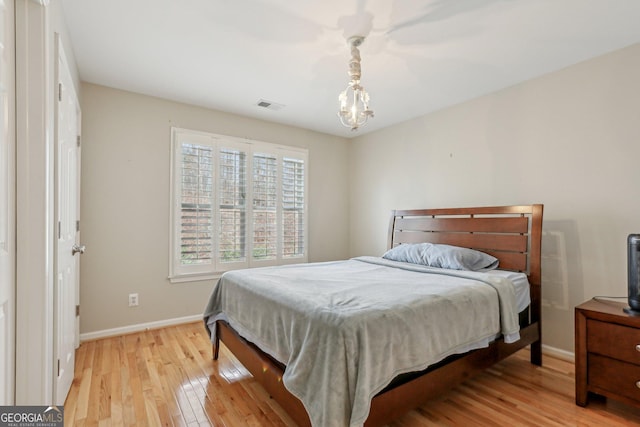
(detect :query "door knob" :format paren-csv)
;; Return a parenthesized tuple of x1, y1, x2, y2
(72, 244, 85, 255)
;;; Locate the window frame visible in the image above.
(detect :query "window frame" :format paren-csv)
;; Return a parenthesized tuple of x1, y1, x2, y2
(169, 127, 308, 283)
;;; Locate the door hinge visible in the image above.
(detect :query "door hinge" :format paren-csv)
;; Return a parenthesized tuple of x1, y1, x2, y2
(76, 220, 80, 232)
(77, 135, 81, 147)
(57, 359, 60, 377)
(58, 221, 61, 239)
(58, 83, 62, 102)
(76, 305, 80, 317)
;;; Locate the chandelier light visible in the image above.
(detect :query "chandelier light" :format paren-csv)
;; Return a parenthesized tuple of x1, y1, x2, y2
(338, 36, 374, 131)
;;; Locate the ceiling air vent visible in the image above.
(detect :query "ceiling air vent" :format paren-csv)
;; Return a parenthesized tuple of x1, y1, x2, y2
(256, 99, 285, 111)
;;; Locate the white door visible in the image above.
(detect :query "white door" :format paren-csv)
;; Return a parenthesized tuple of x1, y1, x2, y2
(0, 0, 16, 406)
(53, 37, 82, 405)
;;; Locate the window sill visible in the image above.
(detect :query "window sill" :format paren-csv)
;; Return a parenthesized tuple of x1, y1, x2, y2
(168, 273, 222, 284)
(169, 258, 309, 284)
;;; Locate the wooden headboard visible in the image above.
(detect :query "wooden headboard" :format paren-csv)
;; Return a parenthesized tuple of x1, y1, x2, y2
(387, 204, 543, 288)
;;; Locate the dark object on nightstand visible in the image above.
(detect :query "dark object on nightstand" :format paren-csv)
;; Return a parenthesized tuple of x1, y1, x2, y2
(575, 298, 640, 408)
(625, 234, 640, 315)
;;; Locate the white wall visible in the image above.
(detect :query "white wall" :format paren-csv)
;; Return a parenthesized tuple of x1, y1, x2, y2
(79, 83, 350, 334)
(348, 43, 640, 353)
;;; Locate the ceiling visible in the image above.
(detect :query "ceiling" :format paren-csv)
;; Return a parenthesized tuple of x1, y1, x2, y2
(60, 0, 640, 138)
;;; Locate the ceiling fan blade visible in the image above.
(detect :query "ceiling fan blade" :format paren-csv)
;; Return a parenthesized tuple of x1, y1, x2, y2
(386, 14, 432, 35)
(386, 0, 505, 35)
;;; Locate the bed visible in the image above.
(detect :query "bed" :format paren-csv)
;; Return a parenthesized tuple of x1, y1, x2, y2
(204, 204, 543, 426)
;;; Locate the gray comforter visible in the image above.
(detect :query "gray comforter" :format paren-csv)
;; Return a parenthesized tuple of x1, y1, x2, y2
(203, 256, 520, 427)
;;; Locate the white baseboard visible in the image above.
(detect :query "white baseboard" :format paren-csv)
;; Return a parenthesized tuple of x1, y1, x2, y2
(542, 344, 574, 362)
(79, 314, 203, 342)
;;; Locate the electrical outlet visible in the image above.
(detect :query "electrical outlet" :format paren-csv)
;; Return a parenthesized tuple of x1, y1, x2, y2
(129, 293, 139, 307)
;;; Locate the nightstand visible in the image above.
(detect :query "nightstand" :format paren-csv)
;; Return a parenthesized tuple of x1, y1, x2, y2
(575, 298, 640, 408)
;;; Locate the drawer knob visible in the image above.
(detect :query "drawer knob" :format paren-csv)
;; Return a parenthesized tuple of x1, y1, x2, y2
(637, 381, 640, 389)
(637, 344, 640, 352)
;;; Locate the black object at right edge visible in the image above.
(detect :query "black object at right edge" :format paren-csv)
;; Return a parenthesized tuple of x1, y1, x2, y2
(626, 234, 640, 314)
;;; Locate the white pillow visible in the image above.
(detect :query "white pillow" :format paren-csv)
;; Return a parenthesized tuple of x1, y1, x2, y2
(382, 243, 499, 271)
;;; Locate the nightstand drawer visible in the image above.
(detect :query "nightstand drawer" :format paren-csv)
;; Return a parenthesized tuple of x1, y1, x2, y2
(588, 319, 640, 364)
(589, 354, 640, 403)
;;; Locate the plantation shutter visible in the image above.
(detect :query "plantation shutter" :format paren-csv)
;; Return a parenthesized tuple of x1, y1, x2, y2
(282, 157, 305, 258)
(252, 153, 277, 261)
(218, 148, 247, 266)
(180, 143, 214, 266)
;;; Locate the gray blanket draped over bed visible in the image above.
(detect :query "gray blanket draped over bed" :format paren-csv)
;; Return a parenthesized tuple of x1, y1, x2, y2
(203, 256, 521, 427)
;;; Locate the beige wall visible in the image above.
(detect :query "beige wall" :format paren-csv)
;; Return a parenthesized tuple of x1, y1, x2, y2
(79, 83, 350, 333)
(349, 43, 640, 353)
(81, 43, 640, 351)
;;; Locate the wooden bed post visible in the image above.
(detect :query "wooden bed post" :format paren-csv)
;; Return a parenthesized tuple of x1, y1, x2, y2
(529, 204, 544, 366)
(212, 321, 220, 360)
(387, 211, 398, 249)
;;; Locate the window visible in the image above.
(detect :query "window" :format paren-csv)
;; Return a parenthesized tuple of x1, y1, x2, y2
(169, 128, 308, 282)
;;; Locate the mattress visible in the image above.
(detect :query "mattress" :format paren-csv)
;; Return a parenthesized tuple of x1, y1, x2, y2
(484, 268, 531, 313)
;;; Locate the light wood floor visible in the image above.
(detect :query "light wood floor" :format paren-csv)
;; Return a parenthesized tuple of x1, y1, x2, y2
(65, 321, 640, 426)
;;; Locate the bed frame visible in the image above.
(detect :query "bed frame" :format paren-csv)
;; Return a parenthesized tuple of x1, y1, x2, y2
(212, 204, 544, 426)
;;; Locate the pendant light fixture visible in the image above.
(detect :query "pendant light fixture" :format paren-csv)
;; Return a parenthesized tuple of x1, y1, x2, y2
(337, 36, 374, 131)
